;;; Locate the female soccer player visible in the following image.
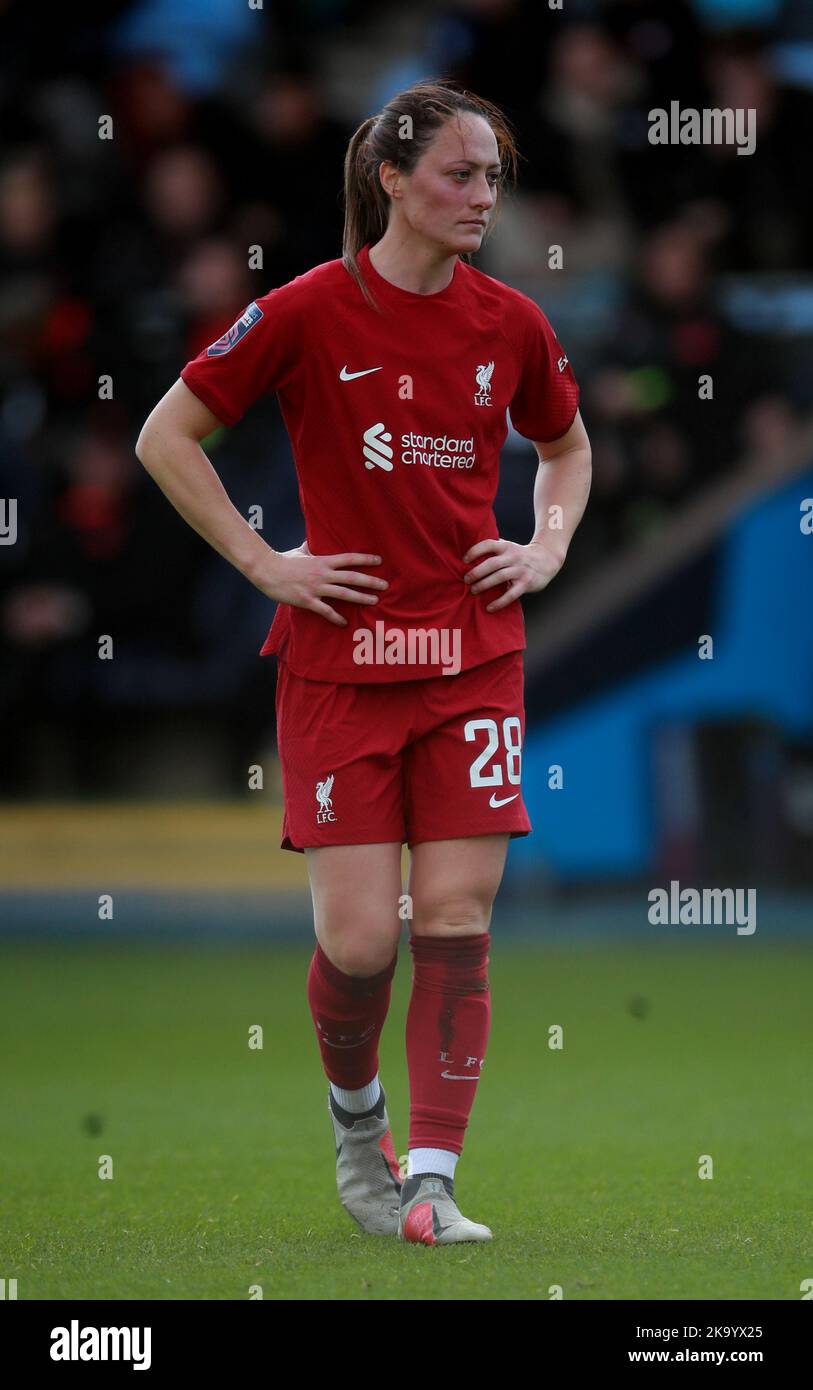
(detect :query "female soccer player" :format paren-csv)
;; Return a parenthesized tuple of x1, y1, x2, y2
(136, 79, 592, 1245)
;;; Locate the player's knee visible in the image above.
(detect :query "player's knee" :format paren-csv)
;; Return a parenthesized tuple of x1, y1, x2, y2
(316, 922, 397, 978)
(410, 896, 492, 938)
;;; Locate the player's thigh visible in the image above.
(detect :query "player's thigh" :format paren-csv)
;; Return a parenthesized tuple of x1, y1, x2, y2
(407, 834, 510, 938)
(305, 841, 404, 974)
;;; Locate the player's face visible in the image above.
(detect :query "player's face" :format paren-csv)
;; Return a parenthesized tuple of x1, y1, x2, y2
(394, 113, 501, 255)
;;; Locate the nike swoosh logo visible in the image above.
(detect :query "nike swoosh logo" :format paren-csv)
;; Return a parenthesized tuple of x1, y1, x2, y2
(441, 1070, 481, 1080)
(489, 792, 519, 808)
(433, 1208, 451, 1239)
(339, 365, 382, 380)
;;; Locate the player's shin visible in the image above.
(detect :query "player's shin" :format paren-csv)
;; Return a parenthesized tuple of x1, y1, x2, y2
(306, 941, 397, 1097)
(404, 931, 491, 1174)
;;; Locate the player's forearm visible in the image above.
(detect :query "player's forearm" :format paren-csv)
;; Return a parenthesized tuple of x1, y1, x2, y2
(137, 431, 274, 583)
(530, 446, 592, 561)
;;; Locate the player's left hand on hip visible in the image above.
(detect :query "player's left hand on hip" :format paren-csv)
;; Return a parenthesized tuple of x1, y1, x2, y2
(462, 537, 566, 611)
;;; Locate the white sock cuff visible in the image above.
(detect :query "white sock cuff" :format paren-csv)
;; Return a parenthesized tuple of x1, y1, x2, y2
(407, 1147, 458, 1180)
(329, 1073, 381, 1113)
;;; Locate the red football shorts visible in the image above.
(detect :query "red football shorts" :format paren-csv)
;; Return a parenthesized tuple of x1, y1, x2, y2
(274, 649, 532, 852)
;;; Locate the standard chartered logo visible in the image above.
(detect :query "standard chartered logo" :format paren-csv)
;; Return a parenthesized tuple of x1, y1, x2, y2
(362, 422, 476, 473)
(363, 422, 394, 471)
(402, 431, 475, 469)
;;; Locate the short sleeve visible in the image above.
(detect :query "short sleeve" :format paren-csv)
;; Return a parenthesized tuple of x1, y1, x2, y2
(508, 299, 580, 443)
(179, 283, 303, 427)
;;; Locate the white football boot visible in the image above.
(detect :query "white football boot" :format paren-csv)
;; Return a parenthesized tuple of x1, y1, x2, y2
(398, 1172, 493, 1244)
(328, 1085, 402, 1235)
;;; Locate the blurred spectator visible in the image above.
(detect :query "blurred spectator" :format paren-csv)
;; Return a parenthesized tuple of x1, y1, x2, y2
(698, 31, 813, 269)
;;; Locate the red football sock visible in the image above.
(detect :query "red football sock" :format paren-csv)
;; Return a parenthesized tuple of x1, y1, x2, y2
(405, 932, 491, 1156)
(306, 941, 397, 1090)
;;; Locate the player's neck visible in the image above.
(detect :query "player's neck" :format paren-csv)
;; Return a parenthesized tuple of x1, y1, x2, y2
(367, 234, 458, 297)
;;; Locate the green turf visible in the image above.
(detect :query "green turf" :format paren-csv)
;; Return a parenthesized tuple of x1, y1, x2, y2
(0, 938, 810, 1300)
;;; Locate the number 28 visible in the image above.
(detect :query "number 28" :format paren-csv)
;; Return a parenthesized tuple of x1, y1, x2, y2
(464, 717, 522, 787)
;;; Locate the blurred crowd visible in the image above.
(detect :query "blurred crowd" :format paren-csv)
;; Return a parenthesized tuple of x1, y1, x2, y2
(1, 0, 811, 792)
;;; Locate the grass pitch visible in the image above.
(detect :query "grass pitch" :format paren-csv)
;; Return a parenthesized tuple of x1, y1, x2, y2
(1, 938, 810, 1300)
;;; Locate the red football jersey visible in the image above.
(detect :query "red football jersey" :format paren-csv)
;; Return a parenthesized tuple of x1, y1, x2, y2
(180, 241, 579, 682)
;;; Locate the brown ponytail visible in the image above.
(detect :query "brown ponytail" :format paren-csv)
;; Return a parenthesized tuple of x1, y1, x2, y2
(342, 78, 519, 313)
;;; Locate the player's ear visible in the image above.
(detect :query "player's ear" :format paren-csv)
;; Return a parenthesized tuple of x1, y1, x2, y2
(378, 161, 399, 198)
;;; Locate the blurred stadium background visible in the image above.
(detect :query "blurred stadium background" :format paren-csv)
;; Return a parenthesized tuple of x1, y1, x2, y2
(1, 0, 813, 1301)
(1, 0, 811, 927)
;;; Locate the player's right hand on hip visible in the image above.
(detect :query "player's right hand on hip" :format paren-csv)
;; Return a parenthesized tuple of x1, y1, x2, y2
(254, 543, 388, 627)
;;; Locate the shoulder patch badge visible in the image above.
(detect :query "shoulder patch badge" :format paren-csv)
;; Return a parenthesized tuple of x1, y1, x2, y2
(206, 301, 264, 356)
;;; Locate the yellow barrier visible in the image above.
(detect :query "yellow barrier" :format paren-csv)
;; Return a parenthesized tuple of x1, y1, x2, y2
(0, 802, 310, 891)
